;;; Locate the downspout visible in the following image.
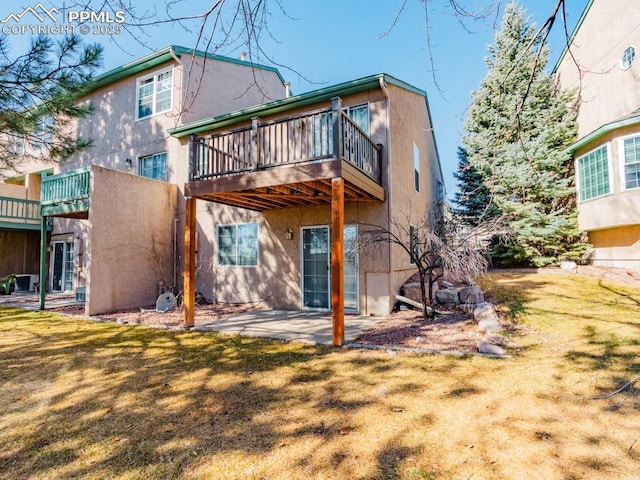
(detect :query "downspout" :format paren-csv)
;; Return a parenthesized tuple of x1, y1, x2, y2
(379, 76, 394, 312)
(170, 46, 185, 292)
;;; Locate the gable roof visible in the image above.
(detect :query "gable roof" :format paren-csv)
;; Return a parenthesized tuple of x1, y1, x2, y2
(169, 73, 428, 138)
(88, 45, 285, 92)
(552, 0, 595, 73)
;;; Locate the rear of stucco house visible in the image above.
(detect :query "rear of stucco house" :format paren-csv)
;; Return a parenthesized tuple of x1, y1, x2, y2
(172, 74, 443, 318)
(555, 0, 640, 267)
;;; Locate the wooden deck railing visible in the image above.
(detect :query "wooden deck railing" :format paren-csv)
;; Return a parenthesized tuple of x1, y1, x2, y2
(190, 98, 382, 184)
(0, 196, 40, 224)
(41, 167, 91, 207)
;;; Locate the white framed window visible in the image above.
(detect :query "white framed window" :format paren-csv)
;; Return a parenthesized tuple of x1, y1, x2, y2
(413, 142, 420, 193)
(217, 222, 259, 267)
(33, 114, 54, 150)
(621, 46, 636, 70)
(436, 180, 445, 201)
(577, 144, 610, 202)
(620, 134, 640, 190)
(139, 152, 167, 181)
(345, 104, 370, 134)
(136, 67, 173, 120)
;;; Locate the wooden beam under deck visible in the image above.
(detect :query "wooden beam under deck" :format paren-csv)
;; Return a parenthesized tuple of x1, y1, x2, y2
(183, 197, 196, 328)
(331, 177, 345, 346)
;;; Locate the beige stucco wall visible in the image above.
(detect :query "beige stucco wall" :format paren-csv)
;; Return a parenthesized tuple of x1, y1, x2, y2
(588, 225, 640, 268)
(85, 166, 178, 315)
(386, 84, 443, 303)
(555, 0, 640, 137)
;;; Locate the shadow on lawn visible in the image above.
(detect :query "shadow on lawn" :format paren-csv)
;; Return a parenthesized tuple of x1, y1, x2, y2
(0, 307, 428, 479)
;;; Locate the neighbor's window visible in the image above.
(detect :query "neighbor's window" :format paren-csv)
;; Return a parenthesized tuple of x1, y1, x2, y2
(409, 224, 418, 265)
(345, 104, 370, 134)
(33, 114, 54, 150)
(577, 144, 610, 201)
(622, 135, 640, 189)
(437, 180, 445, 202)
(6, 134, 25, 156)
(621, 46, 636, 70)
(139, 152, 167, 181)
(217, 223, 259, 266)
(136, 67, 173, 119)
(413, 142, 420, 192)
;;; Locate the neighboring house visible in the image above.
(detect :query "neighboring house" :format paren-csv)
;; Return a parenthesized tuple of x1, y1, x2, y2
(555, 0, 640, 267)
(170, 74, 444, 343)
(1, 45, 286, 308)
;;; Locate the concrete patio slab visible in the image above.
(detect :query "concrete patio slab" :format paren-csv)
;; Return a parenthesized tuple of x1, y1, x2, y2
(193, 310, 387, 345)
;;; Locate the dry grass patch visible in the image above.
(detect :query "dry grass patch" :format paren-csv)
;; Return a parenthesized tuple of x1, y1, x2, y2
(1, 271, 640, 479)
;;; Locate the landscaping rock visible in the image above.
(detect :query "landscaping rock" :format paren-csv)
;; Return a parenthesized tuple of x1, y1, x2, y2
(482, 333, 510, 347)
(458, 303, 476, 314)
(459, 285, 484, 304)
(478, 318, 503, 334)
(436, 288, 460, 304)
(440, 281, 454, 289)
(560, 261, 577, 270)
(477, 341, 506, 355)
(473, 302, 499, 322)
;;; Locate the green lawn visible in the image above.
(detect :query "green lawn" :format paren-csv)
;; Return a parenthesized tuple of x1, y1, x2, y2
(1, 272, 639, 479)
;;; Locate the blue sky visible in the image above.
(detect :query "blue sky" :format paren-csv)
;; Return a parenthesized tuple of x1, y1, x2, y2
(1, 0, 589, 198)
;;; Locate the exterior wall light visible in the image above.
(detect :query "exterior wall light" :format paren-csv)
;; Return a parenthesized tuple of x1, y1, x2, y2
(285, 227, 294, 240)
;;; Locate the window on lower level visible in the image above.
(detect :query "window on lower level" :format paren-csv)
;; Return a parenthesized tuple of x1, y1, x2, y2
(139, 152, 167, 181)
(409, 224, 418, 265)
(577, 144, 610, 201)
(413, 143, 420, 193)
(622, 135, 640, 189)
(217, 223, 259, 266)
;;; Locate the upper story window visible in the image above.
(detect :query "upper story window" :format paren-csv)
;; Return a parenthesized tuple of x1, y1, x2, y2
(136, 67, 173, 120)
(577, 144, 610, 202)
(621, 46, 636, 70)
(622, 135, 640, 189)
(6, 134, 25, 156)
(217, 222, 259, 267)
(33, 114, 54, 150)
(345, 104, 369, 134)
(139, 152, 167, 181)
(413, 142, 420, 193)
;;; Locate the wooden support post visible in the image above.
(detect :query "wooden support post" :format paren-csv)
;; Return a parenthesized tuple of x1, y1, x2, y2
(331, 177, 345, 346)
(183, 197, 197, 328)
(38, 214, 47, 310)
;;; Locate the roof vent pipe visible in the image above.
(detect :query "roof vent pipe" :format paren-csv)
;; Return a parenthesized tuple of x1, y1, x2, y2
(240, 51, 246, 61)
(285, 81, 291, 98)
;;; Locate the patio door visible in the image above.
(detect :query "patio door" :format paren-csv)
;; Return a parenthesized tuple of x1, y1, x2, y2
(52, 241, 74, 292)
(301, 225, 359, 312)
(302, 227, 330, 309)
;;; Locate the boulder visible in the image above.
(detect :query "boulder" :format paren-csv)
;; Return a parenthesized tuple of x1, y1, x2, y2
(473, 302, 499, 322)
(435, 288, 460, 305)
(439, 280, 454, 289)
(560, 261, 577, 270)
(477, 341, 506, 355)
(478, 318, 503, 334)
(482, 333, 510, 347)
(402, 282, 423, 304)
(459, 285, 484, 304)
(458, 303, 476, 314)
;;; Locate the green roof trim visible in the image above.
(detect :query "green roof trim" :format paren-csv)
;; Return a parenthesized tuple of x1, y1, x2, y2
(552, 0, 595, 73)
(566, 113, 640, 154)
(88, 45, 285, 93)
(169, 73, 428, 138)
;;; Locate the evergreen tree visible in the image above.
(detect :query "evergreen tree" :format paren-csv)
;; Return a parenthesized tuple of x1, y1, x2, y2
(453, 146, 498, 225)
(0, 34, 103, 174)
(461, 2, 587, 266)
